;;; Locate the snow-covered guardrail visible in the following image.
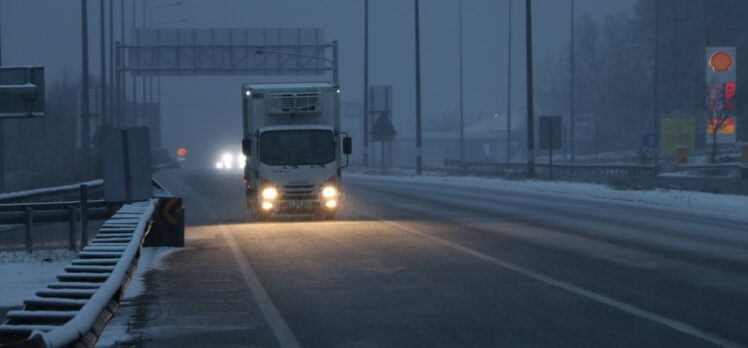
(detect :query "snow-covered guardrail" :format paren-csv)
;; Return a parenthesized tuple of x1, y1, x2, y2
(0, 200, 157, 347)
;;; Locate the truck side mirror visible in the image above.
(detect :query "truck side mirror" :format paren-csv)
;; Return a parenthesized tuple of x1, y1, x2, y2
(242, 138, 251, 156)
(343, 137, 352, 155)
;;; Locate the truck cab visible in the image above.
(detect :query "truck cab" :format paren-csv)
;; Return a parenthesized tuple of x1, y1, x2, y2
(241, 83, 351, 220)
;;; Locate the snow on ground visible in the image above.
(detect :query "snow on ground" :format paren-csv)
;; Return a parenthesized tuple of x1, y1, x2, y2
(96, 247, 182, 347)
(347, 172, 748, 222)
(122, 247, 181, 300)
(0, 250, 77, 308)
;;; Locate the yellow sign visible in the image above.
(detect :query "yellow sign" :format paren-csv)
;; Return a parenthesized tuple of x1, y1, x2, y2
(707, 117, 736, 135)
(660, 118, 695, 154)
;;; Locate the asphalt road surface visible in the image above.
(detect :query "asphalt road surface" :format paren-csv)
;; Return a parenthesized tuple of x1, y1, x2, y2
(101, 168, 748, 348)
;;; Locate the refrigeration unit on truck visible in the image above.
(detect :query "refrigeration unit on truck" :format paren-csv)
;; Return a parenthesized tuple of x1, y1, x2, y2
(241, 82, 352, 220)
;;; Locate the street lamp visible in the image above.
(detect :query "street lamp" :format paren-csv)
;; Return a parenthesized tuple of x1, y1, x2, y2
(254, 44, 339, 86)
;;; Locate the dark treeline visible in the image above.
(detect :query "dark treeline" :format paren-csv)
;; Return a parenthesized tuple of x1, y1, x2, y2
(537, 0, 747, 158)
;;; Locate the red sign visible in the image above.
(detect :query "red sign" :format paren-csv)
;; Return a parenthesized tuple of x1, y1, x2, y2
(176, 147, 187, 157)
(724, 82, 736, 111)
(709, 51, 734, 72)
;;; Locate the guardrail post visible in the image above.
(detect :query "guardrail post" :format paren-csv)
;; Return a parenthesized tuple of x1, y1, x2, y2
(25, 207, 33, 253)
(80, 184, 88, 247)
(69, 205, 77, 251)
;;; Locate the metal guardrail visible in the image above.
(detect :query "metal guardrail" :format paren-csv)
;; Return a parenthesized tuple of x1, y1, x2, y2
(1, 185, 114, 253)
(0, 178, 185, 347)
(0, 181, 104, 205)
(443, 159, 659, 178)
(0, 201, 156, 347)
(1, 179, 177, 253)
(443, 159, 748, 194)
(673, 163, 748, 179)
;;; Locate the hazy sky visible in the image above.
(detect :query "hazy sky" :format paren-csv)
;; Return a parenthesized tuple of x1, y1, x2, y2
(1, 0, 635, 163)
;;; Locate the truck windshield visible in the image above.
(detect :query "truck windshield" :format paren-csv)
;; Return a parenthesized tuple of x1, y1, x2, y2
(260, 129, 336, 166)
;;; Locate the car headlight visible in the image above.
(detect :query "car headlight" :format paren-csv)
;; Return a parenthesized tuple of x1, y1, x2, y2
(261, 187, 278, 200)
(322, 186, 337, 198)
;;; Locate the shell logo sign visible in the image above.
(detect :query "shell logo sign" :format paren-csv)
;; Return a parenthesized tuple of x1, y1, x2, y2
(709, 51, 734, 72)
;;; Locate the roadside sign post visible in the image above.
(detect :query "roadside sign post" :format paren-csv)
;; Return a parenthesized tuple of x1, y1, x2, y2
(369, 113, 397, 174)
(539, 116, 562, 180)
(705, 47, 737, 162)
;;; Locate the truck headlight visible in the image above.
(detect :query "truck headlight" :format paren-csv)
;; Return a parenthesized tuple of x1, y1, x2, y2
(261, 187, 278, 200)
(322, 186, 337, 198)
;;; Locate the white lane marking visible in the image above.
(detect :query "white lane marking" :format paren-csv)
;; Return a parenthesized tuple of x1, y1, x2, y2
(223, 227, 302, 348)
(363, 214, 744, 348)
(170, 175, 302, 348)
(594, 253, 658, 270)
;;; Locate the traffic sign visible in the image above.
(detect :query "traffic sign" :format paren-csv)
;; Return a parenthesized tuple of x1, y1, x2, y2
(370, 114, 396, 142)
(0, 67, 45, 119)
(539, 116, 562, 151)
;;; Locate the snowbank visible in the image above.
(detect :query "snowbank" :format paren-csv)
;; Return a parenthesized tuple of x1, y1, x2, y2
(347, 173, 748, 222)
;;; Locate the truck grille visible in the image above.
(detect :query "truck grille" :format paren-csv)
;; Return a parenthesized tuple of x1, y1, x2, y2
(266, 92, 321, 114)
(282, 184, 317, 200)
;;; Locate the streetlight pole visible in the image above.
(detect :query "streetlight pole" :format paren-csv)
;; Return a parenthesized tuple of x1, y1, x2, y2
(414, 0, 423, 175)
(506, 0, 512, 162)
(653, 0, 660, 164)
(131, 0, 137, 126)
(100, 0, 107, 127)
(108, 0, 114, 125)
(525, 0, 535, 178)
(363, 0, 369, 168)
(81, 0, 91, 177)
(569, 0, 575, 162)
(458, 0, 464, 163)
(141, 0, 146, 129)
(0, 0, 5, 191)
(119, 0, 125, 126)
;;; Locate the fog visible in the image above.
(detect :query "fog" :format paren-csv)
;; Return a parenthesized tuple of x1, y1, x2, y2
(1, 0, 745, 188)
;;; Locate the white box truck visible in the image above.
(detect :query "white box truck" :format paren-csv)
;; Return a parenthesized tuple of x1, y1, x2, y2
(241, 82, 351, 220)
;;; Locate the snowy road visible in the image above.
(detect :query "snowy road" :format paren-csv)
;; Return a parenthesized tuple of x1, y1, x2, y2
(100, 169, 748, 347)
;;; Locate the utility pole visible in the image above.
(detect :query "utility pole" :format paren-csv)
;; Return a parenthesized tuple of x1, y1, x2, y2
(81, 0, 91, 177)
(569, 0, 575, 162)
(458, 0, 465, 163)
(119, 0, 125, 126)
(415, 0, 423, 175)
(141, 0, 146, 128)
(363, 0, 369, 167)
(0, 0, 5, 192)
(131, 0, 137, 126)
(108, 0, 114, 125)
(653, 0, 660, 164)
(525, 0, 535, 177)
(100, 0, 107, 127)
(506, 0, 512, 162)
